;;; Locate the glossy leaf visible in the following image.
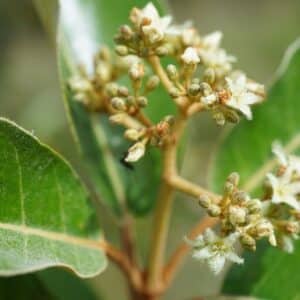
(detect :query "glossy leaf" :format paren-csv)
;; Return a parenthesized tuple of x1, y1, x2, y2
(57, 0, 174, 215)
(0, 118, 107, 277)
(214, 38, 300, 298)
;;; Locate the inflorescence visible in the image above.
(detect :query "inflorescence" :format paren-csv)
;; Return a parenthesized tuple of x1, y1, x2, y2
(68, 2, 299, 275)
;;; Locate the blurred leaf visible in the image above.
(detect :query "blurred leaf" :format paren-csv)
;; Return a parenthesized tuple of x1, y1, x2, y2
(0, 118, 107, 277)
(38, 269, 99, 300)
(0, 274, 53, 300)
(0, 269, 99, 300)
(214, 38, 300, 298)
(55, 0, 176, 215)
(192, 296, 262, 300)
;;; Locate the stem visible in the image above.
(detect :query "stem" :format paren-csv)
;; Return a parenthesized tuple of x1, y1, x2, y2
(148, 56, 174, 94)
(100, 240, 142, 291)
(167, 175, 219, 203)
(163, 216, 218, 287)
(146, 114, 187, 294)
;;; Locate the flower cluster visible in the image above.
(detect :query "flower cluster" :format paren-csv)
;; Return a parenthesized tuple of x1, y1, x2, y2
(69, 2, 267, 166)
(264, 143, 300, 253)
(189, 144, 300, 274)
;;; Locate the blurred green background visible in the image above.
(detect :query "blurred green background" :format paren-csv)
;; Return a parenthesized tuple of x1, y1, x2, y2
(0, 0, 299, 299)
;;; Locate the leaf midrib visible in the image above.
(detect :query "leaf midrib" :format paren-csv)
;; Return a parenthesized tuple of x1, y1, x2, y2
(0, 222, 103, 251)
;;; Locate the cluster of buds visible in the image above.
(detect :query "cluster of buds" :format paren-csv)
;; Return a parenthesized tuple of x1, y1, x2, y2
(113, 115, 175, 162)
(68, 47, 123, 111)
(190, 143, 300, 274)
(199, 173, 276, 251)
(115, 3, 187, 57)
(108, 61, 160, 115)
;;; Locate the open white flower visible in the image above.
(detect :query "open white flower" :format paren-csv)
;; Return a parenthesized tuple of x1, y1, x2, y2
(181, 47, 200, 64)
(225, 74, 262, 120)
(272, 141, 300, 176)
(188, 229, 243, 274)
(135, 2, 186, 43)
(125, 142, 146, 162)
(266, 172, 300, 210)
(201, 31, 223, 50)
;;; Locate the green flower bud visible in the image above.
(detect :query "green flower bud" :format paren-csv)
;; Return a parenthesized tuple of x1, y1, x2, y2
(117, 86, 129, 97)
(227, 172, 240, 186)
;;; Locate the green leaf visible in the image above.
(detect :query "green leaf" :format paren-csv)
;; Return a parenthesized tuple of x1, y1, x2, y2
(0, 274, 53, 300)
(56, 0, 174, 215)
(0, 118, 107, 277)
(38, 269, 99, 300)
(215, 38, 300, 299)
(0, 269, 99, 300)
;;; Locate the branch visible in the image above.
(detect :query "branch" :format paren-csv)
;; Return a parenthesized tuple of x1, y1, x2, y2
(146, 113, 187, 293)
(100, 240, 142, 291)
(167, 175, 220, 203)
(147, 56, 174, 94)
(163, 216, 219, 287)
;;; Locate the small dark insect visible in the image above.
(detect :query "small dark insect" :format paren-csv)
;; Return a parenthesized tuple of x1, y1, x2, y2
(120, 152, 135, 170)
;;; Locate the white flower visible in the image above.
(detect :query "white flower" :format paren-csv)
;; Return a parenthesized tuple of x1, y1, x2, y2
(201, 31, 223, 50)
(272, 141, 300, 176)
(201, 93, 217, 106)
(125, 142, 146, 162)
(266, 172, 300, 210)
(225, 74, 262, 120)
(181, 47, 200, 64)
(198, 47, 235, 77)
(135, 2, 185, 43)
(188, 229, 243, 275)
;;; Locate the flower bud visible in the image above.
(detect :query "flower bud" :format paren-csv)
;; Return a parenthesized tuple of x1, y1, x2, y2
(106, 82, 119, 97)
(227, 172, 240, 186)
(146, 75, 160, 91)
(115, 45, 129, 56)
(207, 204, 221, 217)
(111, 97, 127, 111)
(169, 87, 181, 98)
(124, 129, 141, 141)
(117, 86, 129, 97)
(224, 181, 235, 196)
(164, 115, 175, 126)
(199, 195, 211, 209)
(120, 25, 133, 40)
(166, 65, 178, 80)
(240, 234, 256, 251)
(212, 111, 226, 126)
(203, 68, 216, 84)
(181, 47, 200, 65)
(188, 83, 201, 96)
(232, 190, 249, 204)
(224, 109, 240, 124)
(229, 206, 247, 225)
(136, 96, 148, 108)
(285, 221, 299, 234)
(199, 82, 212, 96)
(246, 199, 262, 214)
(155, 46, 169, 57)
(129, 63, 144, 81)
(125, 142, 146, 162)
